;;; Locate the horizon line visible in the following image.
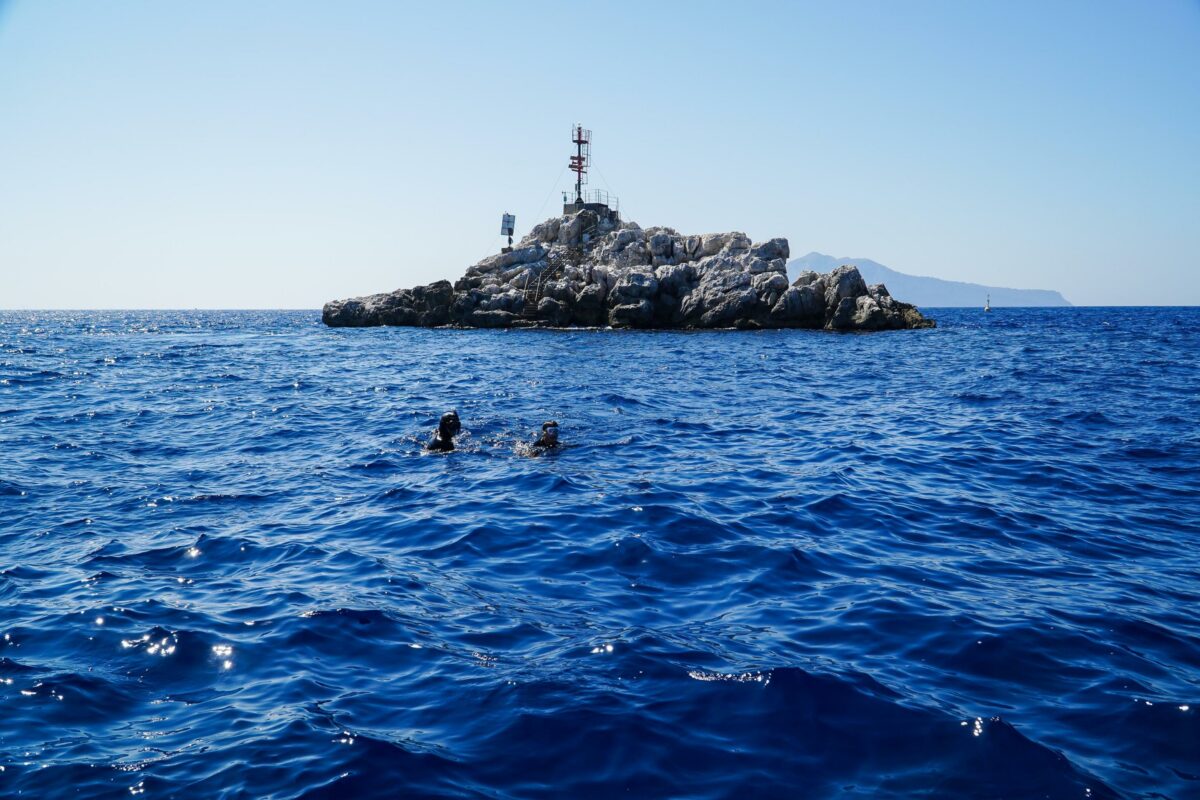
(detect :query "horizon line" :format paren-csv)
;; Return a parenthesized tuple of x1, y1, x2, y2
(2, 306, 1199, 312)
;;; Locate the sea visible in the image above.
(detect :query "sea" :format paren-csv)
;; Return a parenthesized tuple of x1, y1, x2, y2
(1, 308, 1197, 799)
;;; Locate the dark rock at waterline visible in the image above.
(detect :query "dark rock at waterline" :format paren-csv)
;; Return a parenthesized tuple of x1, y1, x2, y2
(322, 212, 935, 332)
(321, 280, 454, 328)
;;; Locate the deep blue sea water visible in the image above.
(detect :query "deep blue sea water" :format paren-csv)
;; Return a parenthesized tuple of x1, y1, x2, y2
(1, 308, 1198, 799)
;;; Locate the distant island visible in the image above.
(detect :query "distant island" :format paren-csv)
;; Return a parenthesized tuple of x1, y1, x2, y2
(788, 253, 1071, 307)
(323, 210, 935, 332)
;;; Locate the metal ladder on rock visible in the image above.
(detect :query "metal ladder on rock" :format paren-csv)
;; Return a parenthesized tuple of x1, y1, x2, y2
(519, 215, 597, 319)
(520, 250, 571, 319)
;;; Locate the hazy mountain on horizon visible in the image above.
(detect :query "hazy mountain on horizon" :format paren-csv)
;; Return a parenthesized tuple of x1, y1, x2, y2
(787, 252, 1071, 308)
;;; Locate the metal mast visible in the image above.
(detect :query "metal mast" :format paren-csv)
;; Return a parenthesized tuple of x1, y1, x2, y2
(570, 124, 591, 204)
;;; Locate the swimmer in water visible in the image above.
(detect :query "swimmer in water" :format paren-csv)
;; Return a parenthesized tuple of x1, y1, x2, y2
(427, 410, 462, 452)
(533, 420, 559, 450)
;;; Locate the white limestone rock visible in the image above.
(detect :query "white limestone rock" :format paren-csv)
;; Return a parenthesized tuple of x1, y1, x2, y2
(322, 212, 935, 331)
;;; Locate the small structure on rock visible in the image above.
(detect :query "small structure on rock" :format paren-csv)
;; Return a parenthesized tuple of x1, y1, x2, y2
(500, 212, 516, 253)
(561, 124, 619, 226)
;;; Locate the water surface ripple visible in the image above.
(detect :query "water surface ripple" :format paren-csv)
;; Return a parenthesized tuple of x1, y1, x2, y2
(1, 309, 1198, 798)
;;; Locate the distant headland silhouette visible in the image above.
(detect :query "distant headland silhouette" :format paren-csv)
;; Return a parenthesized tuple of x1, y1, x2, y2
(788, 253, 1071, 308)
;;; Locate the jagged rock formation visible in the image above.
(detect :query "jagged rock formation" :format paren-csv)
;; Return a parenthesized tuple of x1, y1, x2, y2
(322, 211, 935, 331)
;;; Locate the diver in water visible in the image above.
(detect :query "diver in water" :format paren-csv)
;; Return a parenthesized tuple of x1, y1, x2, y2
(427, 410, 462, 452)
(532, 420, 560, 450)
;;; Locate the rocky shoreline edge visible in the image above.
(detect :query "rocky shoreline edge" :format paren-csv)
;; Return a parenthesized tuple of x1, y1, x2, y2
(322, 211, 935, 332)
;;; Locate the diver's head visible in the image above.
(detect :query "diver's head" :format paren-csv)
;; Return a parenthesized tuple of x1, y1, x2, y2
(439, 410, 461, 438)
(541, 420, 559, 444)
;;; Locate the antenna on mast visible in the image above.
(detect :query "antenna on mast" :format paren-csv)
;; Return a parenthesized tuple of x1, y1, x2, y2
(569, 124, 590, 204)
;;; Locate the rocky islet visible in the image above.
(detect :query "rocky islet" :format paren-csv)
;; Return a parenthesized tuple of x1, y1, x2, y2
(322, 210, 934, 332)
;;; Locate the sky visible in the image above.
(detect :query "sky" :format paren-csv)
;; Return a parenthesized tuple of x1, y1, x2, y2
(0, 0, 1197, 308)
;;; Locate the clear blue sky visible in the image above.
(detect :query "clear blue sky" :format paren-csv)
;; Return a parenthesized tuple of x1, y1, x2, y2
(1, 0, 1197, 308)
